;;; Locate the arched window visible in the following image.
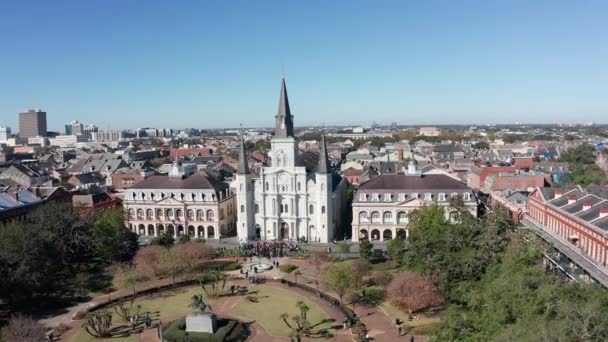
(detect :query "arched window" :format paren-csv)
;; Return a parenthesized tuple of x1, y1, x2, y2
(176, 209, 183, 218)
(128, 208, 135, 218)
(266, 182, 269, 191)
(196, 209, 204, 220)
(156, 209, 163, 218)
(309, 204, 314, 214)
(240, 205, 245, 213)
(371, 211, 380, 222)
(297, 182, 301, 191)
(206, 210, 214, 219)
(397, 211, 407, 223)
(187, 209, 194, 219)
(321, 206, 326, 214)
(255, 204, 259, 214)
(146, 209, 153, 218)
(285, 204, 289, 213)
(359, 211, 368, 221)
(383, 211, 392, 223)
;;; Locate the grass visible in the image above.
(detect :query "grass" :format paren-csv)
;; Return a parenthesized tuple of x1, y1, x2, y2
(379, 301, 443, 336)
(278, 264, 299, 273)
(73, 284, 232, 342)
(232, 284, 334, 337)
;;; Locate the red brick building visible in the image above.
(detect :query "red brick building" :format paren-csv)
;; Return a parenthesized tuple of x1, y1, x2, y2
(467, 165, 517, 189)
(528, 186, 608, 266)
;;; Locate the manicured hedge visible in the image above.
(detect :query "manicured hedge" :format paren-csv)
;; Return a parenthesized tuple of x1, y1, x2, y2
(162, 318, 239, 342)
(278, 264, 298, 273)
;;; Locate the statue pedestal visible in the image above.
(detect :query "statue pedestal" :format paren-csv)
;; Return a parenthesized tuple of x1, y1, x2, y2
(186, 312, 217, 333)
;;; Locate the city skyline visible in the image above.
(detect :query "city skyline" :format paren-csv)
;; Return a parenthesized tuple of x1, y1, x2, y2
(1, 1, 607, 130)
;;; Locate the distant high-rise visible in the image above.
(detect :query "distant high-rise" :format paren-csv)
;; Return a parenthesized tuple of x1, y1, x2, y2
(19, 109, 47, 138)
(0, 126, 11, 142)
(65, 120, 84, 135)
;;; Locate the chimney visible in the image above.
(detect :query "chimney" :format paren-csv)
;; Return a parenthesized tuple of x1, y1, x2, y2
(568, 194, 577, 204)
(396, 146, 404, 162)
(554, 189, 563, 199)
(600, 207, 608, 218)
(583, 200, 593, 211)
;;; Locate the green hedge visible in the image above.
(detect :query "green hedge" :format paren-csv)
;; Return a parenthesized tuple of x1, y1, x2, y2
(221, 262, 242, 271)
(278, 264, 298, 273)
(163, 318, 239, 342)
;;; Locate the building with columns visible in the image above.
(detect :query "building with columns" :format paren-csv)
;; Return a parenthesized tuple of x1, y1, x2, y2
(233, 78, 347, 243)
(351, 159, 477, 242)
(123, 162, 236, 239)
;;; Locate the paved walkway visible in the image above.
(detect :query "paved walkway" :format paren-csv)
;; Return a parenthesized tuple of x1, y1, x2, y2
(45, 256, 429, 341)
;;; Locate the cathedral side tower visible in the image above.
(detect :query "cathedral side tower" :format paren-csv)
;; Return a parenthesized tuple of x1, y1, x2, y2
(235, 135, 255, 241)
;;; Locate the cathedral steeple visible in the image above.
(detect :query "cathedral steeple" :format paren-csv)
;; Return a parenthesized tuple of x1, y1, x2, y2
(317, 135, 330, 174)
(275, 78, 295, 138)
(237, 135, 250, 174)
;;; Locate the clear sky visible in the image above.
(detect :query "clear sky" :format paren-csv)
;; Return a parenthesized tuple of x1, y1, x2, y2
(1, 0, 607, 131)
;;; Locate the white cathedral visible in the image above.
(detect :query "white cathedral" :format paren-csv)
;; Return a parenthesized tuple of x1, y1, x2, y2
(233, 78, 347, 243)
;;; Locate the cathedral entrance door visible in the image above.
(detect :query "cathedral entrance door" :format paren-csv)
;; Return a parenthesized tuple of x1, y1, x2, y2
(280, 222, 289, 240)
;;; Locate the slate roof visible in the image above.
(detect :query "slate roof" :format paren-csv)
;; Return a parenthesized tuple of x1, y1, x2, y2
(130, 174, 228, 192)
(359, 174, 470, 191)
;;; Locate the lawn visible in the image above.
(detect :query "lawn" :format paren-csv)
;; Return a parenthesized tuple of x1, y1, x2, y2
(232, 284, 334, 337)
(73, 284, 233, 342)
(379, 301, 443, 336)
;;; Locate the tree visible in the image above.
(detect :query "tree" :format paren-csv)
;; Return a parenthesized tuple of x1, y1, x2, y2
(359, 240, 373, 260)
(84, 310, 113, 338)
(113, 263, 144, 298)
(158, 248, 191, 285)
(1, 314, 47, 342)
(322, 262, 353, 304)
(309, 251, 330, 293)
(91, 209, 139, 262)
(197, 269, 226, 297)
(280, 300, 332, 342)
(151, 232, 175, 248)
(386, 272, 444, 314)
(133, 245, 163, 279)
(471, 141, 489, 150)
(350, 259, 371, 290)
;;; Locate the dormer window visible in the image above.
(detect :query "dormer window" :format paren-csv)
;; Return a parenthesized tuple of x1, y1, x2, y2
(359, 193, 367, 201)
(451, 192, 458, 198)
(463, 192, 471, 201)
(438, 193, 446, 202)
(411, 193, 418, 199)
(372, 193, 380, 202)
(384, 193, 392, 202)
(398, 193, 406, 201)
(424, 193, 432, 201)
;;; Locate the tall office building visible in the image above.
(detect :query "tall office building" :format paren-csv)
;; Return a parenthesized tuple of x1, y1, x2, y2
(19, 109, 47, 138)
(0, 126, 11, 142)
(65, 120, 84, 135)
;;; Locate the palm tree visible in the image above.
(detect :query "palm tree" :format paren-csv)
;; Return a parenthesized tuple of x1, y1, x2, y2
(198, 269, 226, 297)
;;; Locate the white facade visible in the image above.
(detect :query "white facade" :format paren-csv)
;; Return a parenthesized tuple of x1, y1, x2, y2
(233, 79, 346, 243)
(0, 127, 11, 142)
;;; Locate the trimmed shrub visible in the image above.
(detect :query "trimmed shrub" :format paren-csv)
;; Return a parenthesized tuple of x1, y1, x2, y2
(221, 262, 242, 271)
(162, 318, 239, 342)
(279, 264, 299, 273)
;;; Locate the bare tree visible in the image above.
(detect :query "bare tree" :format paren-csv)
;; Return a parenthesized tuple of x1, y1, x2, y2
(322, 262, 353, 304)
(133, 245, 163, 279)
(386, 272, 445, 314)
(158, 247, 192, 285)
(350, 259, 372, 290)
(2, 314, 47, 342)
(309, 251, 330, 293)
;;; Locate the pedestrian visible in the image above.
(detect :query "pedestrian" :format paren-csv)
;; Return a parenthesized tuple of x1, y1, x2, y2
(410, 335, 414, 342)
(130, 315, 136, 329)
(254, 266, 258, 274)
(145, 317, 152, 328)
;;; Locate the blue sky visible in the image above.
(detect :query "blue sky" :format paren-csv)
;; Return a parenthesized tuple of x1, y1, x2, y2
(1, 0, 607, 131)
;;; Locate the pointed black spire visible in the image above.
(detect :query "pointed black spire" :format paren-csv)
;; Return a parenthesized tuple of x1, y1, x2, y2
(275, 78, 295, 138)
(237, 135, 250, 174)
(317, 135, 330, 174)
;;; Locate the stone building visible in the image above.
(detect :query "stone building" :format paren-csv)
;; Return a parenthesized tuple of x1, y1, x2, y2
(233, 78, 347, 243)
(123, 162, 236, 239)
(351, 159, 477, 241)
